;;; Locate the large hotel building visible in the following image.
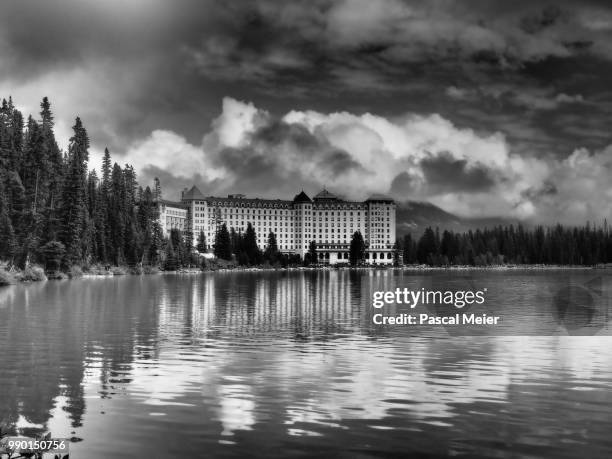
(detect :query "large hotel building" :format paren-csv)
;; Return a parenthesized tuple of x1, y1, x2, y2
(157, 186, 396, 264)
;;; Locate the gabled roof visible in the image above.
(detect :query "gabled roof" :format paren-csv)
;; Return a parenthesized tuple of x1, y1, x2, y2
(293, 190, 312, 203)
(158, 199, 188, 209)
(182, 185, 205, 201)
(313, 188, 338, 201)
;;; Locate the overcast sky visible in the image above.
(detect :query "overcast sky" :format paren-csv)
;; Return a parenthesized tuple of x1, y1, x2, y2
(1, 0, 611, 223)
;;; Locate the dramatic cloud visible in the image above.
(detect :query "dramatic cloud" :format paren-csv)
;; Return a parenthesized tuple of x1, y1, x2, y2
(118, 97, 612, 225)
(419, 152, 497, 193)
(1, 1, 611, 225)
(185, 0, 603, 84)
(3, 0, 612, 155)
(123, 130, 222, 183)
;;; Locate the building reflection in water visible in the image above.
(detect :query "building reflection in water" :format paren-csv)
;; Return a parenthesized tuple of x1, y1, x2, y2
(1, 271, 612, 456)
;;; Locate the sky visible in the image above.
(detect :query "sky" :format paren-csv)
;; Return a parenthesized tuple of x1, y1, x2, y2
(1, 0, 611, 224)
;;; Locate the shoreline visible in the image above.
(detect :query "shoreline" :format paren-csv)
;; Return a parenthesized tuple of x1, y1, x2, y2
(80, 264, 607, 279)
(2, 263, 607, 286)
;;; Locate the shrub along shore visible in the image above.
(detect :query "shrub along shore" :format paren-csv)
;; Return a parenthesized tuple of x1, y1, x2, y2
(1, 261, 603, 288)
(0, 263, 160, 286)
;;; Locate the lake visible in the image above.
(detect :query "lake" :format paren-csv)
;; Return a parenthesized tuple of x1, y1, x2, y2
(1, 270, 612, 458)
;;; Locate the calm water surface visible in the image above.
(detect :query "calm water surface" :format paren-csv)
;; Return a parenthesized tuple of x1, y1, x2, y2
(1, 270, 612, 458)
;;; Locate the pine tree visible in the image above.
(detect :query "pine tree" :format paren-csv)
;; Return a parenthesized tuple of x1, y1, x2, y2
(0, 97, 25, 174)
(0, 179, 16, 260)
(40, 240, 65, 273)
(13, 114, 48, 266)
(229, 227, 238, 254)
(136, 186, 155, 265)
(21, 116, 44, 209)
(95, 148, 112, 262)
(196, 230, 207, 252)
(306, 240, 318, 265)
(214, 223, 232, 260)
(123, 165, 137, 208)
(349, 231, 365, 265)
(149, 213, 163, 266)
(40, 98, 63, 244)
(264, 231, 279, 264)
(170, 228, 187, 266)
(59, 117, 90, 266)
(392, 241, 400, 266)
(121, 164, 141, 265)
(163, 237, 178, 270)
(184, 227, 194, 261)
(108, 163, 126, 264)
(101, 148, 111, 193)
(7, 171, 26, 264)
(243, 222, 261, 265)
(417, 227, 437, 264)
(85, 170, 99, 261)
(125, 220, 140, 266)
(402, 234, 416, 264)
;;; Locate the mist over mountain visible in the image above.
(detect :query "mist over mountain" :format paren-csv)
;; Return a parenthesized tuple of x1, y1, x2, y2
(396, 200, 518, 237)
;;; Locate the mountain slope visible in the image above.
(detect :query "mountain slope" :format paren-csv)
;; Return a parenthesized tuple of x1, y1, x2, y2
(395, 201, 517, 237)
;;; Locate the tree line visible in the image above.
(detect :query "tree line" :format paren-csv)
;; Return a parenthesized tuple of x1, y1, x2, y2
(401, 224, 612, 266)
(210, 224, 371, 267)
(0, 96, 165, 271)
(210, 223, 327, 267)
(0, 96, 370, 271)
(3, 96, 611, 272)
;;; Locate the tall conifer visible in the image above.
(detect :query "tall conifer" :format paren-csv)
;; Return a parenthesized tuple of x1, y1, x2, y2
(59, 117, 90, 266)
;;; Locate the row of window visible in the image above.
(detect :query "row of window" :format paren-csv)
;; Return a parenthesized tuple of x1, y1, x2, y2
(209, 201, 293, 209)
(316, 252, 393, 260)
(165, 210, 186, 217)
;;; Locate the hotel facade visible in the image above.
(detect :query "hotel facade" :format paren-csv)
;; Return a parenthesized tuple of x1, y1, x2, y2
(158, 186, 396, 264)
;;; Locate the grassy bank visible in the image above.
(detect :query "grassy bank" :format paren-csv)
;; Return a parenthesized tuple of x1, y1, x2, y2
(0, 263, 162, 285)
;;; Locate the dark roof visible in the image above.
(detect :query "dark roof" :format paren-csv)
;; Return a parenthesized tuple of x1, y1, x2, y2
(293, 190, 312, 203)
(313, 188, 338, 201)
(182, 185, 205, 200)
(205, 196, 293, 206)
(158, 199, 188, 209)
(366, 193, 394, 203)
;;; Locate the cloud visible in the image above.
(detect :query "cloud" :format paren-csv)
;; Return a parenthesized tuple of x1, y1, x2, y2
(96, 96, 612, 225)
(0, 0, 176, 80)
(184, 1, 606, 92)
(420, 152, 497, 193)
(124, 130, 223, 182)
(513, 91, 585, 110)
(2, 0, 612, 169)
(390, 172, 419, 196)
(2, 0, 612, 226)
(520, 5, 565, 34)
(446, 85, 585, 111)
(536, 146, 612, 223)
